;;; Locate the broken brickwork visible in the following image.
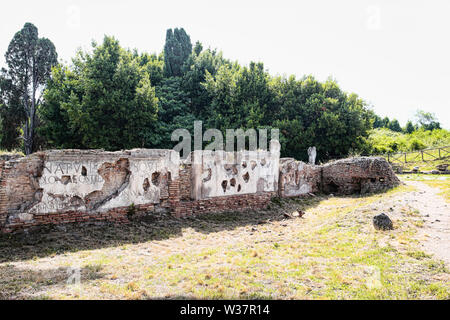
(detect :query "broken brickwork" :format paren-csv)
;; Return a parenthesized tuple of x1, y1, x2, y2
(0, 149, 179, 233)
(0, 147, 399, 233)
(278, 158, 321, 197)
(321, 157, 400, 195)
(175, 140, 280, 218)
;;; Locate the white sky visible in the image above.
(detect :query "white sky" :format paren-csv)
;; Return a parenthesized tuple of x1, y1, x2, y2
(1, 0, 449, 128)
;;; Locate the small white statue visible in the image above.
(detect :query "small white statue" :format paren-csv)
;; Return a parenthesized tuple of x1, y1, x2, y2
(308, 146, 317, 165)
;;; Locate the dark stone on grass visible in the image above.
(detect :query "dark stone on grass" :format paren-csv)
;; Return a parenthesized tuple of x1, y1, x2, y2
(373, 213, 393, 230)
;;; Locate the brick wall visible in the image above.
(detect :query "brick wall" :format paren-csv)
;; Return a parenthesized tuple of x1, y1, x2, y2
(321, 157, 400, 195)
(179, 163, 192, 201)
(177, 192, 275, 218)
(174, 161, 274, 217)
(0, 149, 181, 233)
(0, 150, 400, 233)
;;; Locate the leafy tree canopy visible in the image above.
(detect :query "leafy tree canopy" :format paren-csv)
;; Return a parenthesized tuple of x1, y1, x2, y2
(40, 36, 158, 150)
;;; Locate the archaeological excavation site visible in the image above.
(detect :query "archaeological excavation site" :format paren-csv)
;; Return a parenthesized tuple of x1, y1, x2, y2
(0, 142, 400, 234)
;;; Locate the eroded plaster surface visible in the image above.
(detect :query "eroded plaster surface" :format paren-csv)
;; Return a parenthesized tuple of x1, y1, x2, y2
(191, 141, 281, 200)
(3, 149, 179, 224)
(279, 158, 321, 197)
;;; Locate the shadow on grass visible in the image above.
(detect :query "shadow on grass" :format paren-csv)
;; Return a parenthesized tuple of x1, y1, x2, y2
(0, 194, 347, 263)
(0, 264, 106, 299)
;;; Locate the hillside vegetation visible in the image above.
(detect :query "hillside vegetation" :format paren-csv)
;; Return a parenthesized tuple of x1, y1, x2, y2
(367, 128, 450, 155)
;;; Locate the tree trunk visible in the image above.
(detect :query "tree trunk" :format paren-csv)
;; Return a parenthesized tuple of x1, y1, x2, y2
(24, 60, 37, 156)
(24, 117, 34, 155)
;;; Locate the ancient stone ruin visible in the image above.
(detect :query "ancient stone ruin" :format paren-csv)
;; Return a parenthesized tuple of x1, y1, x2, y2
(321, 157, 401, 195)
(0, 145, 399, 233)
(278, 158, 321, 197)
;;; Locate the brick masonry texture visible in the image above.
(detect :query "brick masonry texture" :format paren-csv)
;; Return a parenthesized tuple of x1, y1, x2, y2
(321, 157, 400, 195)
(0, 148, 399, 233)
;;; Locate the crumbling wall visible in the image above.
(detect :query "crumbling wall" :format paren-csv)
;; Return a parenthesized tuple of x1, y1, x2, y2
(175, 141, 281, 217)
(176, 192, 276, 217)
(321, 157, 400, 195)
(0, 147, 400, 233)
(190, 141, 280, 200)
(0, 149, 180, 232)
(0, 153, 45, 231)
(278, 158, 321, 197)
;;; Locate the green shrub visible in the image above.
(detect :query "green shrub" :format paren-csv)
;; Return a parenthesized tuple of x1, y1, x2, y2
(408, 138, 426, 151)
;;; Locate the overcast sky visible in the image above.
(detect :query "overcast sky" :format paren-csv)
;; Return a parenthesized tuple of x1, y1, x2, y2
(1, 0, 449, 128)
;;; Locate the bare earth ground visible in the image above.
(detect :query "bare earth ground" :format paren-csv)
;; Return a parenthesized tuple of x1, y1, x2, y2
(0, 177, 449, 299)
(403, 181, 450, 267)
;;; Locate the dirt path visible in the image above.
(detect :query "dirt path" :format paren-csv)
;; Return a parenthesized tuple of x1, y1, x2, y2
(402, 180, 450, 267)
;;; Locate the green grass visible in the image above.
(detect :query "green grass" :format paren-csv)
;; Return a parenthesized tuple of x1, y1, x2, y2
(367, 127, 450, 171)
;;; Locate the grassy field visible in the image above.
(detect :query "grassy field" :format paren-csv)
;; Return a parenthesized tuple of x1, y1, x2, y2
(0, 182, 448, 300)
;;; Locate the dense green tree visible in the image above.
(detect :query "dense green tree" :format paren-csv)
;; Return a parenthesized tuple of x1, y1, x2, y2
(271, 76, 371, 161)
(202, 61, 274, 131)
(183, 48, 228, 118)
(193, 41, 203, 56)
(152, 77, 196, 148)
(2, 23, 57, 154)
(40, 36, 159, 150)
(163, 28, 192, 77)
(372, 114, 385, 128)
(235, 62, 274, 127)
(0, 74, 26, 150)
(387, 119, 402, 132)
(138, 52, 164, 87)
(404, 120, 416, 134)
(38, 65, 83, 148)
(203, 63, 241, 131)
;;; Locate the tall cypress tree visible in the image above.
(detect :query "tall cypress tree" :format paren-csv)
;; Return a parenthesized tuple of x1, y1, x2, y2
(163, 28, 192, 77)
(2, 23, 58, 154)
